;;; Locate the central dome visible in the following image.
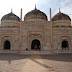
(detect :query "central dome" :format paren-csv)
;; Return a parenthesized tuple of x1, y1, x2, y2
(24, 8, 48, 21)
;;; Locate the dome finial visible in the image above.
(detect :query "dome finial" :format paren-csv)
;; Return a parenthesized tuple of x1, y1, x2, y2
(35, 4, 37, 10)
(11, 8, 13, 13)
(59, 7, 61, 13)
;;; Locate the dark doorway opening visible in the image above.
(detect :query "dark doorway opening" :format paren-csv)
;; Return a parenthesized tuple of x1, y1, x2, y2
(31, 39, 41, 50)
(3, 40, 10, 50)
(62, 40, 69, 50)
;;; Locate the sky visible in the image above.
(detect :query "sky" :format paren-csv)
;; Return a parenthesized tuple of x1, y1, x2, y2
(0, 0, 72, 21)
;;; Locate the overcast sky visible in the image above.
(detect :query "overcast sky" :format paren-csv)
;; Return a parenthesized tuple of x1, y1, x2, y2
(0, 0, 72, 21)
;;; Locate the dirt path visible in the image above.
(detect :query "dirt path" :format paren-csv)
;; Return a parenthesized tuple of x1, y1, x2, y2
(20, 55, 52, 72)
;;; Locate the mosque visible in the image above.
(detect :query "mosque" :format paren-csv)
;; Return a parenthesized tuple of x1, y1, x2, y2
(0, 6, 72, 54)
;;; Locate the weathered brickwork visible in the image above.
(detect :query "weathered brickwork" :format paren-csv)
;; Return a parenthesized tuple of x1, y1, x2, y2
(0, 8, 72, 54)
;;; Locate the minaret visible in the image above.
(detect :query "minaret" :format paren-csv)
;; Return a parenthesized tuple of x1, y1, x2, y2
(18, 8, 22, 54)
(20, 8, 22, 45)
(20, 8, 22, 21)
(50, 8, 52, 49)
(50, 8, 51, 21)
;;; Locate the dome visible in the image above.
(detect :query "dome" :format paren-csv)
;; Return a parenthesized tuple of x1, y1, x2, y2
(1, 12, 20, 21)
(24, 8, 48, 21)
(52, 11, 71, 21)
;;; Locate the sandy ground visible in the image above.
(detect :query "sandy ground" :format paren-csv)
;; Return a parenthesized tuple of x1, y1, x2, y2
(0, 53, 72, 72)
(41, 54, 72, 72)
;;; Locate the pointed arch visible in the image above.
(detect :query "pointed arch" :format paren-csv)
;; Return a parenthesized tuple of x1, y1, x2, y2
(31, 39, 41, 50)
(3, 40, 10, 50)
(62, 40, 69, 50)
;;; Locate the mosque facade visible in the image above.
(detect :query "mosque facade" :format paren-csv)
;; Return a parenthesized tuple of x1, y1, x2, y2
(0, 7, 72, 54)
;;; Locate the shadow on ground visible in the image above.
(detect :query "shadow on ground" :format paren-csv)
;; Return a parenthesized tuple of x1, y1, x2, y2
(41, 53, 72, 62)
(0, 53, 72, 64)
(30, 58, 53, 68)
(0, 53, 30, 64)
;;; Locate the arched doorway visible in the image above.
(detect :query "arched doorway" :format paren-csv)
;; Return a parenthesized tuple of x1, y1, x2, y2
(31, 39, 41, 50)
(62, 40, 69, 50)
(3, 40, 10, 50)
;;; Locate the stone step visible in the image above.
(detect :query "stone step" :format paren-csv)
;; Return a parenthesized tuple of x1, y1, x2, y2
(21, 50, 52, 55)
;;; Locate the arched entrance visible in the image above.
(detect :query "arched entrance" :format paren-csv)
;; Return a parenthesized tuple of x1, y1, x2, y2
(31, 39, 41, 50)
(3, 40, 10, 50)
(62, 40, 69, 50)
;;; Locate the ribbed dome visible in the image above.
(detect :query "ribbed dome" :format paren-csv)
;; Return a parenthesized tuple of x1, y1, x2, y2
(52, 12, 71, 21)
(1, 12, 20, 21)
(24, 8, 48, 21)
